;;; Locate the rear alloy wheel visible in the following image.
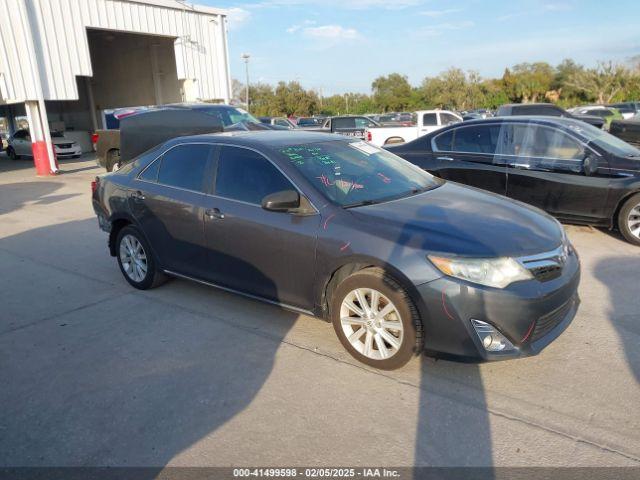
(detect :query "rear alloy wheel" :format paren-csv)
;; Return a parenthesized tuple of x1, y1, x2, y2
(619, 193, 640, 246)
(331, 268, 422, 370)
(116, 225, 167, 289)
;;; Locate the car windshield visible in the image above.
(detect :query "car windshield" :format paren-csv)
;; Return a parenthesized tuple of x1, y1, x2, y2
(278, 140, 439, 207)
(297, 118, 318, 126)
(567, 121, 640, 157)
(50, 131, 64, 138)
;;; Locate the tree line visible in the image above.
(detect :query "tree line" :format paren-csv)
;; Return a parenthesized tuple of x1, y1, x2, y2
(233, 57, 640, 117)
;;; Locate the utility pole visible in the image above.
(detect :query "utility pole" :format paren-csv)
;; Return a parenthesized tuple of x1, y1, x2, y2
(241, 53, 250, 111)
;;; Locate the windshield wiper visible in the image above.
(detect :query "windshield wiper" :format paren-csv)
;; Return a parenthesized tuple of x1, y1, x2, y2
(343, 199, 380, 209)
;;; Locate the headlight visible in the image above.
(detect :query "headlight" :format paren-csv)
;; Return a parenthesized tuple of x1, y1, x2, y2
(428, 255, 533, 289)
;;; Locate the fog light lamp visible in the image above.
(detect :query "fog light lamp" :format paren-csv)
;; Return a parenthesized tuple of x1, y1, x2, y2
(471, 319, 515, 352)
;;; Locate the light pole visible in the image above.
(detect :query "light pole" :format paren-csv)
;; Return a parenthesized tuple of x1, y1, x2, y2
(241, 53, 250, 111)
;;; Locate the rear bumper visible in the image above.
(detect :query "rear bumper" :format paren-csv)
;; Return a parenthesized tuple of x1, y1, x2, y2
(414, 252, 580, 361)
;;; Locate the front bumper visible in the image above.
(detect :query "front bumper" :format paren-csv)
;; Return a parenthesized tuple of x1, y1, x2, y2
(414, 252, 580, 361)
(54, 146, 82, 157)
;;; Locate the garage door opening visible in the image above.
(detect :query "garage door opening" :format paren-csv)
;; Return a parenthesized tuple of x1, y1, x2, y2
(87, 29, 183, 114)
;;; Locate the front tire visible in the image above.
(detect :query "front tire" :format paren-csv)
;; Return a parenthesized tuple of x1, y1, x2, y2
(331, 268, 423, 370)
(116, 225, 167, 289)
(7, 147, 19, 160)
(618, 193, 640, 246)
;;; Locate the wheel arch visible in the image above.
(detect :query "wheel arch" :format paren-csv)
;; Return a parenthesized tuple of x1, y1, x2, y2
(108, 213, 137, 256)
(612, 189, 640, 230)
(384, 136, 405, 145)
(317, 256, 423, 321)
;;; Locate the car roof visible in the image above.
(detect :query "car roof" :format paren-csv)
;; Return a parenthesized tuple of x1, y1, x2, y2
(169, 130, 346, 149)
(439, 116, 594, 133)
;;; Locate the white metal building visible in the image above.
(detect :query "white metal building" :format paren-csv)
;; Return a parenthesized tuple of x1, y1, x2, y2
(0, 0, 231, 175)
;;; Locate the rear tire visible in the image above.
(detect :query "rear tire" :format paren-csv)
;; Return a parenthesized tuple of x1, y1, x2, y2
(618, 193, 640, 246)
(106, 149, 121, 172)
(331, 267, 423, 370)
(116, 225, 168, 289)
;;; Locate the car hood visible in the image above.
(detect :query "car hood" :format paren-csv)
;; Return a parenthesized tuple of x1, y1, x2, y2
(349, 182, 563, 257)
(52, 137, 72, 145)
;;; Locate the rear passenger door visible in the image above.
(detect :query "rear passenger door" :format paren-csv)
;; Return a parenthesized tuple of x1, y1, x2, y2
(430, 123, 507, 195)
(131, 143, 214, 278)
(203, 145, 319, 309)
(502, 123, 611, 222)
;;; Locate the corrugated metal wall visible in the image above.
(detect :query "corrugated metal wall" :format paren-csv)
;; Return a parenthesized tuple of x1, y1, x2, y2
(0, 0, 230, 104)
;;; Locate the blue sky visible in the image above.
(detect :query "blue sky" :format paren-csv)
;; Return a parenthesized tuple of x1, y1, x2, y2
(202, 0, 640, 95)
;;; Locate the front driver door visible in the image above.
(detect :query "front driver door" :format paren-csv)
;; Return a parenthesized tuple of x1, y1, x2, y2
(502, 123, 611, 223)
(203, 145, 319, 310)
(429, 123, 507, 195)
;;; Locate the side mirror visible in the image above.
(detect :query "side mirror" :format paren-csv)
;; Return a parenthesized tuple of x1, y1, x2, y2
(582, 153, 599, 176)
(262, 190, 300, 212)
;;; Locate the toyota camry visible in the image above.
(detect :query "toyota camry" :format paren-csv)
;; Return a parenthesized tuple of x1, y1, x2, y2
(92, 131, 580, 370)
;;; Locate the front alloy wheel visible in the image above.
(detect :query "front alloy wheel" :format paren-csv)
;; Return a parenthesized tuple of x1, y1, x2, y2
(331, 268, 422, 370)
(340, 288, 404, 361)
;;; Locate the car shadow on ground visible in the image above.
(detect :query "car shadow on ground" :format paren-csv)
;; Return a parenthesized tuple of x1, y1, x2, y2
(1, 214, 497, 471)
(387, 203, 496, 469)
(0, 219, 299, 474)
(0, 181, 80, 215)
(593, 256, 640, 384)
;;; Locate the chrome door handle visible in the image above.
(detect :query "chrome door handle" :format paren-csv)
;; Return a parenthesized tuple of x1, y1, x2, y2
(206, 208, 225, 220)
(437, 156, 454, 161)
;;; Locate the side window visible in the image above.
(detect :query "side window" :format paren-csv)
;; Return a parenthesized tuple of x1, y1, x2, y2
(452, 125, 500, 154)
(354, 117, 372, 129)
(275, 119, 289, 127)
(215, 146, 294, 205)
(440, 113, 460, 125)
(157, 144, 212, 192)
(505, 125, 582, 159)
(333, 117, 355, 130)
(14, 130, 28, 139)
(139, 158, 161, 182)
(432, 129, 454, 151)
(423, 113, 438, 126)
(500, 124, 584, 173)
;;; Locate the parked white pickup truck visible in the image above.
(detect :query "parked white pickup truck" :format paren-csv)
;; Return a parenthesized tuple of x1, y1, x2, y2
(365, 110, 462, 146)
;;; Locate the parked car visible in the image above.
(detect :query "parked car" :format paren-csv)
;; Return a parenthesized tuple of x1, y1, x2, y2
(609, 113, 640, 148)
(0, 132, 9, 152)
(95, 103, 277, 172)
(296, 117, 323, 128)
(388, 117, 640, 245)
(318, 115, 380, 139)
(467, 109, 493, 119)
(365, 110, 462, 147)
(568, 106, 623, 130)
(93, 130, 579, 369)
(607, 102, 640, 120)
(6, 129, 82, 160)
(259, 116, 297, 129)
(496, 103, 605, 129)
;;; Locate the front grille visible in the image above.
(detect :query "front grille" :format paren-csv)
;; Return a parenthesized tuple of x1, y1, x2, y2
(531, 299, 573, 342)
(529, 264, 562, 282)
(518, 246, 568, 283)
(57, 143, 73, 149)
